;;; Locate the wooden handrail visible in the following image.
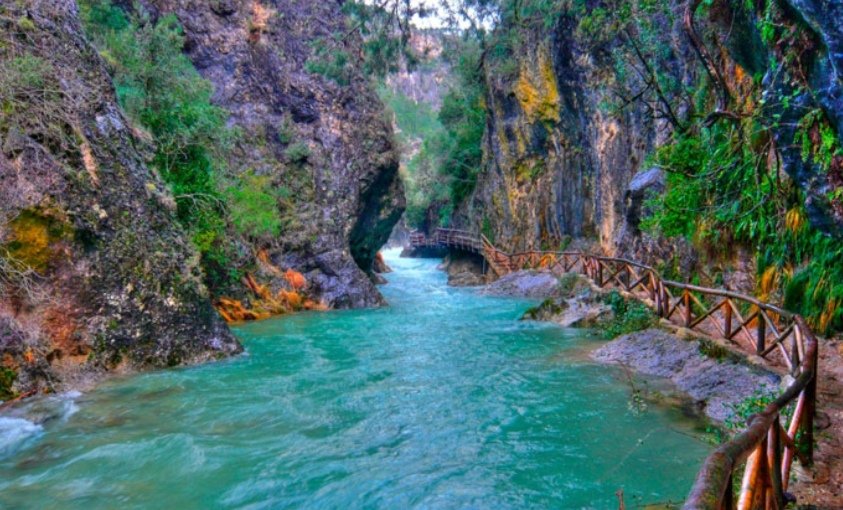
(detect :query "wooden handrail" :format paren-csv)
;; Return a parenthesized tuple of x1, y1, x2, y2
(406, 229, 820, 508)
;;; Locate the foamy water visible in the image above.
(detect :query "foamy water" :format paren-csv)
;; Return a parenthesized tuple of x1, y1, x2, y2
(0, 391, 80, 458)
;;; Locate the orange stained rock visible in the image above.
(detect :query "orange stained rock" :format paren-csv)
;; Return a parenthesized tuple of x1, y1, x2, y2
(278, 290, 303, 310)
(215, 297, 272, 323)
(284, 268, 306, 290)
(256, 249, 282, 275)
(215, 270, 325, 323)
(303, 299, 329, 311)
(243, 273, 271, 300)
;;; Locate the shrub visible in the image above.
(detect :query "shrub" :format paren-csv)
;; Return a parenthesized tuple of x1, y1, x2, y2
(0, 367, 16, 400)
(306, 39, 354, 86)
(643, 116, 843, 333)
(0, 53, 66, 149)
(226, 172, 283, 241)
(284, 142, 311, 164)
(724, 391, 778, 432)
(276, 115, 295, 145)
(435, 40, 486, 206)
(80, 0, 241, 290)
(601, 290, 657, 338)
(557, 272, 585, 295)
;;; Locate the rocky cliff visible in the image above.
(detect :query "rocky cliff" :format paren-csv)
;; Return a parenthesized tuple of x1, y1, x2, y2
(0, 1, 240, 397)
(143, 0, 405, 309)
(455, 18, 669, 252)
(454, 0, 843, 297)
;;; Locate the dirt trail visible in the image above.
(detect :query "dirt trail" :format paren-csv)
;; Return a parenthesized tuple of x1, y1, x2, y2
(792, 338, 843, 509)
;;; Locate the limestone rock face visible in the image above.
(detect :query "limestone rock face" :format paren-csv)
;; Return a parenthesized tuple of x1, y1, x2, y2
(142, 0, 405, 309)
(0, 2, 240, 395)
(454, 14, 681, 256)
(456, 0, 843, 269)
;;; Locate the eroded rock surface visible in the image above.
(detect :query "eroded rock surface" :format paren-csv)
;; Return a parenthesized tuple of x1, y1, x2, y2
(440, 252, 487, 287)
(452, 0, 843, 294)
(0, 2, 240, 396)
(143, 0, 405, 308)
(592, 329, 781, 422)
(481, 270, 561, 299)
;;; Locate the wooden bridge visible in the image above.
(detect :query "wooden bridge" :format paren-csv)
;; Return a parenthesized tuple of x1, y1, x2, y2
(410, 228, 819, 510)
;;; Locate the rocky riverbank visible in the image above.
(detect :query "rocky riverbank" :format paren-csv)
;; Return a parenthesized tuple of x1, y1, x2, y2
(479, 269, 782, 423)
(439, 252, 489, 287)
(592, 329, 781, 422)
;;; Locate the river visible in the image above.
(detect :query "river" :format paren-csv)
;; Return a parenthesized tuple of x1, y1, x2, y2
(0, 250, 711, 509)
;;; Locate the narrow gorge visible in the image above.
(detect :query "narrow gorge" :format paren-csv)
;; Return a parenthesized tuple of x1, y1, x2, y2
(2, 0, 842, 508)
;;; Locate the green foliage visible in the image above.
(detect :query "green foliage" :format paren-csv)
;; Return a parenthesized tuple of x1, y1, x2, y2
(724, 391, 779, 432)
(601, 291, 658, 338)
(377, 36, 486, 230)
(276, 115, 296, 145)
(80, 0, 244, 290)
(643, 107, 843, 333)
(0, 53, 64, 145)
(557, 272, 585, 295)
(377, 83, 443, 145)
(225, 172, 283, 241)
(575, 6, 615, 43)
(377, 82, 450, 228)
(342, 1, 421, 78)
(0, 54, 50, 93)
(778, 232, 843, 333)
(435, 40, 487, 207)
(481, 215, 495, 243)
(0, 367, 16, 400)
(306, 38, 354, 86)
(79, 0, 129, 34)
(795, 109, 842, 171)
(755, 0, 779, 45)
(285, 142, 311, 164)
(644, 118, 783, 249)
(698, 339, 729, 361)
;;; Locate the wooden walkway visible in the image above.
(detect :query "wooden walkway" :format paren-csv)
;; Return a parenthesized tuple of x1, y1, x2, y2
(411, 228, 820, 510)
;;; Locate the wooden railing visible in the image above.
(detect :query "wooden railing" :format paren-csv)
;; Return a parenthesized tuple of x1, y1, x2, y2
(410, 229, 819, 509)
(410, 228, 484, 252)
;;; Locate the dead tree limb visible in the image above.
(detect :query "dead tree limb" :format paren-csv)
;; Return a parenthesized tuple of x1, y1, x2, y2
(623, 29, 686, 133)
(683, 0, 742, 125)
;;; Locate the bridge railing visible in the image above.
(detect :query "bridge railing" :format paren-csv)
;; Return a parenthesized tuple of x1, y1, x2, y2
(572, 254, 817, 510)
(408, 230, 819, 509)
(409, 229, 484, 252)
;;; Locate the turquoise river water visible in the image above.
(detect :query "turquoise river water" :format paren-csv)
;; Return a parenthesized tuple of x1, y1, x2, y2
(0, 251, 712, 509)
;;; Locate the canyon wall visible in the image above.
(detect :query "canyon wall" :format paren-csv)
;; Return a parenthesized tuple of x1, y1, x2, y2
(1, 0, 406, 396)
(455, 0, 843, 285)
(0, 1, 240, 396)
(144, 0, 405, 309)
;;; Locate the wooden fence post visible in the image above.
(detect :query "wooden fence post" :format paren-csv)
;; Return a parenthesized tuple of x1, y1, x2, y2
(803, 345, 818, 464)
(757, 314, 766, 355)
(768, 415, 784, 509)
(684, 289, 692, 327)
(648, 273, 656, 301)
(722, 475, 733, 510)
(654, 278, 662, 316)
(724, 301, 733, 339)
